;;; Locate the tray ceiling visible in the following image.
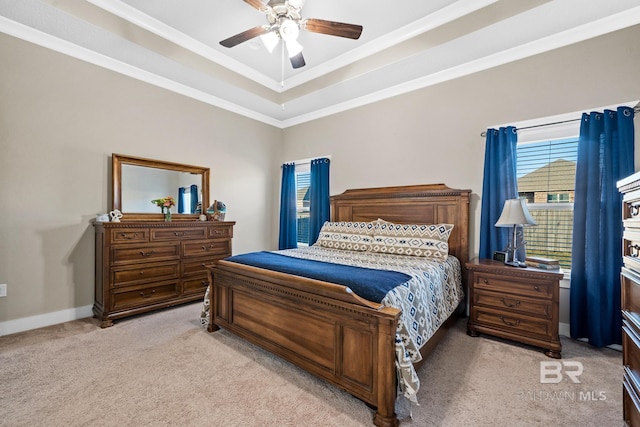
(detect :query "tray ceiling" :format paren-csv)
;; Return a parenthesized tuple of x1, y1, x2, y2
(1, 0, 639, 128)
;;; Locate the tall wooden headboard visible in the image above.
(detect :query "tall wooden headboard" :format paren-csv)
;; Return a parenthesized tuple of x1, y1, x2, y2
(330, 184, 471, 265)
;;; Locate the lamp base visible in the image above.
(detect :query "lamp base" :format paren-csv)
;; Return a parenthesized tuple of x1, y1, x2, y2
(504, 260, 527, 268)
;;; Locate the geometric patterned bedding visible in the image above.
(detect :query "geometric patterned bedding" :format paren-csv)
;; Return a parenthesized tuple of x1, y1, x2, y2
(201, 245, 464, 405)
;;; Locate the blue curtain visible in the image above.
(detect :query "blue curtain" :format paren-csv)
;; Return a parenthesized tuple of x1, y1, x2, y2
(570, 106, 635, 347)
(177, 187, 185, 214)
(309, 158, 331, 245)
(190, 184, 198, 214)
(278, 163, 298, 250)
(479, 126, 519, 259)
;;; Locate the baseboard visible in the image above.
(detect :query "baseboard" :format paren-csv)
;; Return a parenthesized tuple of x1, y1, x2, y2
(559, 322, 570, 338)
(0, 305, 93, 337)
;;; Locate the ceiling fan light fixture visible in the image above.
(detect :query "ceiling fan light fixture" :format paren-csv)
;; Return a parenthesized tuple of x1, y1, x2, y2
(260, 31, 279, 53)
(285, 39, 303, 58)
(279, 18, 299, 42)
(287, 0, 305, 9)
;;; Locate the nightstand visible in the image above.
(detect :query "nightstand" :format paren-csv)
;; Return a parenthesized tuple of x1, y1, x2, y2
(466, 258, 563, 358)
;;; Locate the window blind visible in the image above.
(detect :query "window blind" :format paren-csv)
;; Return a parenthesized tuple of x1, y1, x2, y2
(517, 138, 578, 270)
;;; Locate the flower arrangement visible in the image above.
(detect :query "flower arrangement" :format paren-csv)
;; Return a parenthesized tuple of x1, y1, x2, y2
(151, 196, 176, 210)
(151, 196, 176, 221)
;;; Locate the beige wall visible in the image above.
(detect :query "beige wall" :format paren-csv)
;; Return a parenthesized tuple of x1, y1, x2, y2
(279, 25, 640, 260)
(1, 24, 639, 333)
(0, 35, 282, 330)
(279, 26, 640, 327)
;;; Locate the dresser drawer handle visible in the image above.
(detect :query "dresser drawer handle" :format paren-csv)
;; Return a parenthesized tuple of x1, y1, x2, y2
(201, 280, 207, 287)
(140, 250, 156, 257)
(629, 244, 640, 257)
(139, 270, 145, 275)
(173, 232, 185, 236)
(500, 316, 520, 327)
(120, 233, 139, 240)
(533, 285, 540, 291)
(500, 298, 520, 308)
(483, 279, 489, 284)
(139, 289, 156, 298)
(631, 204, 640, 217)
(201, 245, 217, 251)
(213, 230, 225, 235)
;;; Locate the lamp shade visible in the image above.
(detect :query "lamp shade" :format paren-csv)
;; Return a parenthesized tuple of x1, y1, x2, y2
(495, 198, 537, 227)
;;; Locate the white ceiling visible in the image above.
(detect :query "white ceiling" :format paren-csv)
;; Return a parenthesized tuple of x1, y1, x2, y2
(2, 0, 640, 128)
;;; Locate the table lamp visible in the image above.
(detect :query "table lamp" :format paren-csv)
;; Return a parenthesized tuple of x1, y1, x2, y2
(495, 198, 537, 267)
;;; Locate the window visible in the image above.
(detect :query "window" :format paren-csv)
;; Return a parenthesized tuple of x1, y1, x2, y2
(517, 137, 578, 270)
(295, 168, 311, 245)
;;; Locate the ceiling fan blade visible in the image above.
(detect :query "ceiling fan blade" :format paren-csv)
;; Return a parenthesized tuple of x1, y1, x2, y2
(220, 26, 271, 48)
(303, 19, 362, 40)
(290, 52, 306, 69)
(243, 0, 267, 11)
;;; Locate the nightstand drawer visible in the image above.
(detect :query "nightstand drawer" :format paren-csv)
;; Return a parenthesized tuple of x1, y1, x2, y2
(472, 307, 552, 337)
(474, 272, 553, 299)
(473, 289, 552, 319)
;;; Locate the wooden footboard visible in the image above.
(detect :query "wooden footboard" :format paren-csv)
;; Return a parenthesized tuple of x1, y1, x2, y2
(208, 261, 402, 427)
(207, 184, 470, 426)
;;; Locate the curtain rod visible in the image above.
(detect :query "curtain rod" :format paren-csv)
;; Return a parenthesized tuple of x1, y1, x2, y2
(480, 104, 640, 138)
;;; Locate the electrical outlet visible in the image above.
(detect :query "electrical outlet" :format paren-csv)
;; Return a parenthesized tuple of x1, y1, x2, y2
(0, 284, 6, 297)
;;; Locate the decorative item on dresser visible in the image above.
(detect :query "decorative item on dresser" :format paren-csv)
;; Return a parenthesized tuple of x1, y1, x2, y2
(618, 170, 640, 426)
(466, 258, 563, 358)
(94, 221, 234, 328)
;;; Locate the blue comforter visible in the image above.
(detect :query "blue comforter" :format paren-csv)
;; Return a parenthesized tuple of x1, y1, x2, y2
(224, 251, 411, 303)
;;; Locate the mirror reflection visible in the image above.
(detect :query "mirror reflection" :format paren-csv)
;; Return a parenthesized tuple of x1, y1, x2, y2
(121, 164, 202, 214)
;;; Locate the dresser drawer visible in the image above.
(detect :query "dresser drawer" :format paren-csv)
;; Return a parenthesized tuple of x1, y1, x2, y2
(111, 243, 180, 264)
(471, 307, 551, 337)
(624, 319, 640, 377)
(183, 276, 209, 295)
(111, 281, 180, 310)
(209, 226, 232, 239)
(474, 272, 552, 299)
(183, 240, 231, 258)
(625, 369, 640, 427)
(112, 261, 179, 287)
(183, 258, 217, 276)
(110, 228, 149, 244)
(623, 268, 640, 322)
(473, 289, 552, 319)
(151, 228, 207, 241)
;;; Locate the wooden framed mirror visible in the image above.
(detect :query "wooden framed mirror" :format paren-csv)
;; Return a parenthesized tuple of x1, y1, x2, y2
(112, 154, 210, 221)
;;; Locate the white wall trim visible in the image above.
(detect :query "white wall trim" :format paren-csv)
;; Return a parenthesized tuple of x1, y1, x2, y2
(0, 305, 93, 337)
(559, 322, 570, 338)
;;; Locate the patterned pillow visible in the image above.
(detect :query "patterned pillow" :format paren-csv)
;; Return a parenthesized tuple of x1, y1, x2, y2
(371, 223, 454, 259)
(314, 221, 374, 251)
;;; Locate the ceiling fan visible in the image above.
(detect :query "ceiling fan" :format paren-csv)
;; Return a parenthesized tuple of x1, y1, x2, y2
(220, 0, 363, 69)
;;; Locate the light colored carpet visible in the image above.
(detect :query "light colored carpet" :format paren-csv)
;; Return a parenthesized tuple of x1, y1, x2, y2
(0, 303, 622, 427)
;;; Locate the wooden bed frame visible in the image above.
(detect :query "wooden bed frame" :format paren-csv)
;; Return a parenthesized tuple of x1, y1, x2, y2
(207, 184, 470, 427)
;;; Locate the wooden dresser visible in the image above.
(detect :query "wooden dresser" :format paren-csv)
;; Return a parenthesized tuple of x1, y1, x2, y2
(466, 258, 563, 358)
(618, 171, 640, 426)
(93, 221, 234, 327)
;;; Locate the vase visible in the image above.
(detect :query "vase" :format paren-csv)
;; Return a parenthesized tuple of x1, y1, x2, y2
(163, 207, 172, 222)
